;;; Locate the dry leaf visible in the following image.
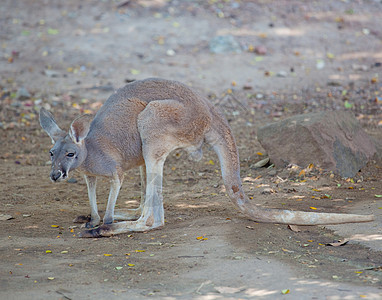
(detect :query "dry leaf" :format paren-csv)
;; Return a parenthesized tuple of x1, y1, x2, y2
(288, 225, 301, 232)
(326, 238, 349, 247)
(0, 214, 14, 221)
(298, 169, 305, 177)
(253, 157, 270, 168)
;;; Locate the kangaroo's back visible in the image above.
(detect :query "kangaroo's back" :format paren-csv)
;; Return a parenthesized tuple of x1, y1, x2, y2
(83, 78, 214, 173)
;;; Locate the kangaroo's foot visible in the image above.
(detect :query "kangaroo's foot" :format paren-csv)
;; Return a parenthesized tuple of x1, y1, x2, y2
(78, 219, 163, 238)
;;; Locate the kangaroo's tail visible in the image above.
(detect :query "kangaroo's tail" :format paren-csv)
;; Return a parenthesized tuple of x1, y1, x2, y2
(205, 112, 374, 225)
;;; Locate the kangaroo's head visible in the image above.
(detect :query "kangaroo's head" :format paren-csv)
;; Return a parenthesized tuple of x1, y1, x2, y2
(39, 107, 93, 182)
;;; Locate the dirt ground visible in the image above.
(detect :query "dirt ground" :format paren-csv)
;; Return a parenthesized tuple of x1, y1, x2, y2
(1, 0, 382, 299)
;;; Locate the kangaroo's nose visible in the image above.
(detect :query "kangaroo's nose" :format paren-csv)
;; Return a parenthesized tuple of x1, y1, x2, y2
(51, 170, 62, 182)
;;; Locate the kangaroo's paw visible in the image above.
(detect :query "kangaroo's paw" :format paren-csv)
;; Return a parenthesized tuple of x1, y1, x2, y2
(80, 221, 98, 229)
(78, 224, 114, 238)
(73, 215, 91, 223)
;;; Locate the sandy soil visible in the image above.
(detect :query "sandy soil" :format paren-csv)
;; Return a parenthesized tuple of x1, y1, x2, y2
(1, 0, 382, 299)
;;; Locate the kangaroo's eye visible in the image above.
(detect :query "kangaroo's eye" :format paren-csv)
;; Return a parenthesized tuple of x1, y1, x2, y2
(49, 151, 54, 157)
(67, 153, 75, 158)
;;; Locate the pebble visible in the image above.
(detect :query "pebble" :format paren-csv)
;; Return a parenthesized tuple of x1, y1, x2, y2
(44, 69, 60, 78)
(67, 178, 78, 183)
(166, 49, 176, 56)
(254, 45, 267, 55)
(16, 87, 31, 100)
(209, 35, 241, 54)
(277, 71, 288, 77)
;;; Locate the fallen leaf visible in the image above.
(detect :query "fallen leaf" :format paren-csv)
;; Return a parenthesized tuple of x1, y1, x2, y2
(47, 277, 55, 280)
(103, 254, 112, 256)
(51, 225, 59, 228)
(115, 266, 123, 270)
(326, 238, 349, 247)
(253, 157, 270, 168)
(46, 250, 52, 253)
(282, 248, 294, 253)
(127, 263, 135, 267)
(375, 195, 382, 198)
(310, 207, 317, 210)
(130, 69, 140, 75)
(47, 28, 59, 35)
(0, 214, 14, 221)
(281, 289, 290, 295)
(288, 225, 301, 232)
(135, 250, 145, 253)
(215, 286, 243, 294)
(344, 101, 353, 109)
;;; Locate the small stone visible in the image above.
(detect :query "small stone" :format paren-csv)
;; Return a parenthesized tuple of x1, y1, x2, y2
(67, 178, 77, 184)
(261, 188, 276, 194)
(44, 69, 60, 78)
(209, 35, 241, 54)
(316, 60, 325, 70)
(352, 64, 369, 71)
(254, 45, 267, 55)
(16, 87, 31, 100)
(166, 49, 176, 56)
(277, 71, 288, 77)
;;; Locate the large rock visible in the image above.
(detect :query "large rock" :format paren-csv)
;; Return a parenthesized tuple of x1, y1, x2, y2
(257, 111, 376, 177)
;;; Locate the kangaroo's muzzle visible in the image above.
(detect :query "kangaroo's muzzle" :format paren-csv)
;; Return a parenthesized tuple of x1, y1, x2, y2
(50, 170, 67, 182)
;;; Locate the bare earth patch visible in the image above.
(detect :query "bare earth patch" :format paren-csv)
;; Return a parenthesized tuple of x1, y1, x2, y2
(1, 0, 381, 299)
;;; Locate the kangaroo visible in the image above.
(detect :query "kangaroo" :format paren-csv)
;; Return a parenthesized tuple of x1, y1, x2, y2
(39, 78, 374, 238)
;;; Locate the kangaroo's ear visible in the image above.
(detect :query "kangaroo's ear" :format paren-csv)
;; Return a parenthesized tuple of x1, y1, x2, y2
(39, 107, 66, 144)
(69, 114, 93, 144)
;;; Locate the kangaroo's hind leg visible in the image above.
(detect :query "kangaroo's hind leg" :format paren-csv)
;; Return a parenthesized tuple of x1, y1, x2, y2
(79, 100, 202, 237)
(114, 165, 146, 221)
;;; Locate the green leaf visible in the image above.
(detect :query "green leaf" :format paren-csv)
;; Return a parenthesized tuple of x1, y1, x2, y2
(47, 28, 59, 35)
(375, 195, 382, 198)
(130, 69, 140, 75)
(281, 289, 290, 295)
(344, 101, 353, 109)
